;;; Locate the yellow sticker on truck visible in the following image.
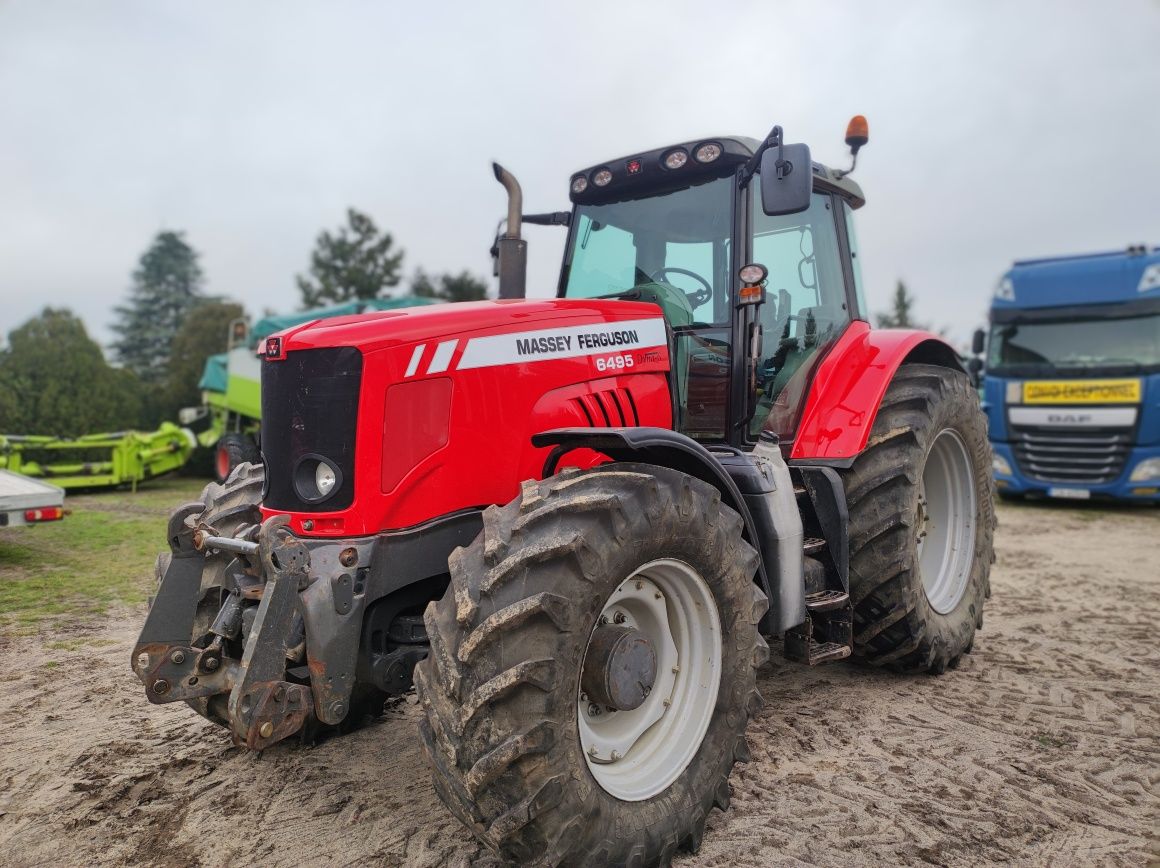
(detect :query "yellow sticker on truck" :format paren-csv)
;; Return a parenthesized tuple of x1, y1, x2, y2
(1023, 379, 1141, 404)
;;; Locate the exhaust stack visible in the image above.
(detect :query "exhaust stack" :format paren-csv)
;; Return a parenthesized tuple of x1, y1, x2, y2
(492, 162, 527, 299)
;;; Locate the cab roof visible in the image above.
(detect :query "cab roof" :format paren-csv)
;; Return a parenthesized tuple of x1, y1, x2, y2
(568, 134, 866, 209)
(994, 246, 1160, 311)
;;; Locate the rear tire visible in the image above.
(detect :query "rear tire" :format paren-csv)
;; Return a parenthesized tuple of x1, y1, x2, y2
(415, 464, 768, 867)
(214, 433, 260, 483)
(841, 364, 995, 673)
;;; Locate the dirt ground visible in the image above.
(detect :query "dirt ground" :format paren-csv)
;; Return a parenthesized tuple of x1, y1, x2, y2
(1, 500, 1157, 867)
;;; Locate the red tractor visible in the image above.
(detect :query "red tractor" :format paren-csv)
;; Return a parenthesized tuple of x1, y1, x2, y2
(133, 118, 994, 866)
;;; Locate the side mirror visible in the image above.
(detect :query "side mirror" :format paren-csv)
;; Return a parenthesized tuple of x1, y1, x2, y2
(760, 142, 812, 216)
(966, 356, 984, 387)
(971, 328, 986, 356)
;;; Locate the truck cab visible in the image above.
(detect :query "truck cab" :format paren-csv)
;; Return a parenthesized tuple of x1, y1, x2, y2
(980, 246, 1160, 501)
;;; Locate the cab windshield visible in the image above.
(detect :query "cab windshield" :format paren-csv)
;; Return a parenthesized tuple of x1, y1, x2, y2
(562, 177, 733, 327)
(988, 313, 1160, 374)
(562, 176, 735, 440)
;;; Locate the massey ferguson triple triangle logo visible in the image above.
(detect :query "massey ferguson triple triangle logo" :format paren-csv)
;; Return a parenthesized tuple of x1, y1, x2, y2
(402, 318, 667, 378)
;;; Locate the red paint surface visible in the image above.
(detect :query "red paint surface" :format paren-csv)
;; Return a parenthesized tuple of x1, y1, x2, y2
(790, 321, 956, 460)
(261, 300, 672, 535)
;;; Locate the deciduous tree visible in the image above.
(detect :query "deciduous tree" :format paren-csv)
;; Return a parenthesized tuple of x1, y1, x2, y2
(412, 269, 490, 303)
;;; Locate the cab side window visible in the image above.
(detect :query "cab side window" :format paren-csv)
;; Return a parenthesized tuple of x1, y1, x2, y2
(750, 193, 849, 438)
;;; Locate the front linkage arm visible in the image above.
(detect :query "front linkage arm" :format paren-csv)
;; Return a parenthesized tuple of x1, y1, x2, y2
(131, 511, 347, 750)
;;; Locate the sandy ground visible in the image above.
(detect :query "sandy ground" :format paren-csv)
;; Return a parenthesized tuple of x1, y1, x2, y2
(1, 501, 1157, 867)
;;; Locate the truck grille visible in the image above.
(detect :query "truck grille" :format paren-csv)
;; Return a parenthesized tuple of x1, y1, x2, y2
(1010, 427, 1132, 485)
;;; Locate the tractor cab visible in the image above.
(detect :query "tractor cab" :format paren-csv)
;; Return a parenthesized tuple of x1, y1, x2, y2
(557, 128, 869, 447)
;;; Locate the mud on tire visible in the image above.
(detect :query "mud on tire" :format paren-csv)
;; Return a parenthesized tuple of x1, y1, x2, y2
(415, 463, 768, 867)
(841, 364, 996, 673)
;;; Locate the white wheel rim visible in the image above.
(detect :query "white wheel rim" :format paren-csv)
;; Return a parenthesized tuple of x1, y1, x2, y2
(917, 428, 977, 614)
(578, 558, 722, 802)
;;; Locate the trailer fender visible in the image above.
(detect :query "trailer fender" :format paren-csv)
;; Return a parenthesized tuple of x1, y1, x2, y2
(790, 321, 966, 463)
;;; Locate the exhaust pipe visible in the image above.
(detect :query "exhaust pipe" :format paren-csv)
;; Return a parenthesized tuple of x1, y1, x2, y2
(492, 162, 527, 299)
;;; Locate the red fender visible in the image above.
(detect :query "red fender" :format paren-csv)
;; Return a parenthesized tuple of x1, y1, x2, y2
(789, 321, 963, 462)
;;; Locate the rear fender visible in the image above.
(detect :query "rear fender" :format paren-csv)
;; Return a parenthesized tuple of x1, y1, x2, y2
(790, 322, 965, 463)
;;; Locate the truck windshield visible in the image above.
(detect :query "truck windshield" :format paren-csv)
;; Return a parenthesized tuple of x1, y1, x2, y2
(988, 314, 1160, 372)
(562, 176, 733, 327)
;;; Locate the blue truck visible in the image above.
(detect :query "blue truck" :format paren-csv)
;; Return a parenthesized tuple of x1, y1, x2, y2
(974, 245, 1160, 503)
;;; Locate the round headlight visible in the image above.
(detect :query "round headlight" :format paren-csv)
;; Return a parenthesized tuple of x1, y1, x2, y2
(739, 263, 768, 285)
(571, 175, 588, 194)
(315, 461, 337, 497)
(592, 168, 613, 187)
(694, 142, 722, 163)
(293, 454, 343, 504)
(663, 149, 688, 170)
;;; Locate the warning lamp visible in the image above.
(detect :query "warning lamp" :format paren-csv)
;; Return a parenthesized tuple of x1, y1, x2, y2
(592, 168, 613, 187)
(693, 142, 722, 163)
(662, 149, 688, 170)
(845, 115, 869, 152)
(571, 175, 588, 194)
(835, 114, 869, 179)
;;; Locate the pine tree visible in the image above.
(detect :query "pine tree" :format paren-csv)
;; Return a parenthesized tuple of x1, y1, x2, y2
(876, 280, 919, 328)
(412, 269, 489, 302)
(296, 209, 405, 308)
(111, 231, 206, 382)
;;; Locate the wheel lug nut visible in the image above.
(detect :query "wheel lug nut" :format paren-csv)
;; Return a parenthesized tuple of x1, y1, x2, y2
(152, 679, 170, 695)
(587, 703, 602, 717)
(613, 612, 626, 625)
(136, 653, 149, 670)
(170, 650, 185, 665)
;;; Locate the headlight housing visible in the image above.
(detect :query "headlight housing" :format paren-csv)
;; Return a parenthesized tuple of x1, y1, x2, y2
(293, 454, 343, 504)
(1129, 457, 1160, 482)
(992, 454, 1013, 476)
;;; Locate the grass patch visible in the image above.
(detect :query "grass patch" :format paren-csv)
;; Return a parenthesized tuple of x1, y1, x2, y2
(0, 477, 207, 630)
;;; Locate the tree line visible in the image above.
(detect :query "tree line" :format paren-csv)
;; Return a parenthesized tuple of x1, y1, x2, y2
(0, 209, 488, 437)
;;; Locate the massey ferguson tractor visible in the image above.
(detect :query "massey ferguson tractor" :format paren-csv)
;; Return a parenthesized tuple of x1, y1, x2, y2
(132, 117, 995, 866)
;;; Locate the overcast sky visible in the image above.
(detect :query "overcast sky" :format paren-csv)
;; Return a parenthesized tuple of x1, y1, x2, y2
(1, 1, 1157, 351)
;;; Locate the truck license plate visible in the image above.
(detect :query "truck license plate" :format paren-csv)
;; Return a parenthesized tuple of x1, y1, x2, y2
(1048, 487, 1091, 500)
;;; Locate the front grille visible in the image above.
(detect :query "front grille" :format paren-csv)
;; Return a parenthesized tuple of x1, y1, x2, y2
(1010, 427, 1132, 485)
(261, 347, 362, 512)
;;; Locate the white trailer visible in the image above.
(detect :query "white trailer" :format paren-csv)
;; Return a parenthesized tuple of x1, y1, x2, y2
(0, 469, 65, 527)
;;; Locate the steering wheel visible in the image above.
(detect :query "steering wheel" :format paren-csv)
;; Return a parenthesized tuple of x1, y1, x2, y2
(650, 267, 712, 310)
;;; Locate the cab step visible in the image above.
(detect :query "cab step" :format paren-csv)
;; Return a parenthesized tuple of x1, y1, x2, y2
(805, 589, 849, 612)
(803, 537, 827, 556)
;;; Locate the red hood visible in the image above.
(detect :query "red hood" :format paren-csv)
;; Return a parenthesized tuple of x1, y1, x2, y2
(277, 298, 666, 354)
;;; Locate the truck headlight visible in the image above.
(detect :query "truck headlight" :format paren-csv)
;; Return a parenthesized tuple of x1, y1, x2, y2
(1129, 458, 1160, 482)
(294, 454, 343, 503)
(1004, 381, 1022, 405)
(992, 454, 1013, 476)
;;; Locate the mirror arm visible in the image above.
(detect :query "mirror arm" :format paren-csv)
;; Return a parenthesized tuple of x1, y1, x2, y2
(742, 124, 785, 185)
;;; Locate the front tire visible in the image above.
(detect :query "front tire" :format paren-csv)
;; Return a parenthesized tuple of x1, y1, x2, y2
(415, 464, 768, 866)
(841, 364, 995, 673)
(213, 433, 260, 483)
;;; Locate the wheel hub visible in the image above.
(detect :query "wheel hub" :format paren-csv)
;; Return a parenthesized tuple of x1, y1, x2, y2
(577, 559, 722, 802)
(581, 625, 657, 712)
(918, 428, 978, 614)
